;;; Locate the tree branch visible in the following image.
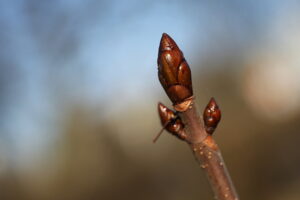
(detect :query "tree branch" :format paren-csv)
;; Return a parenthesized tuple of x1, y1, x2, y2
(155, 33, 239, 200)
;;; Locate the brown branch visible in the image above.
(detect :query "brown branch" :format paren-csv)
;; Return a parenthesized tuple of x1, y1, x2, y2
(190, 136, 238, 200)
(182, 101, 239, 200)
(155, 33, 239, 200)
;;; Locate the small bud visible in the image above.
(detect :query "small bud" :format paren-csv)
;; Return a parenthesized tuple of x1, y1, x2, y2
(158, 102, 184, 135)
(203, 97, 221, 134)
(157, 33, 193, 106)
(155, 102, 186, 141)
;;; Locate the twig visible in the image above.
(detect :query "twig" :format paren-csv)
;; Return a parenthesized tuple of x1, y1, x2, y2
(154, 33, 239, 200)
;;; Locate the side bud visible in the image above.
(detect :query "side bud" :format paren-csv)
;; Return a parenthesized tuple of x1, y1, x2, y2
(157, 33, 193, 108)
(157, 102, 187, 140)
(203, 97, 221, 134)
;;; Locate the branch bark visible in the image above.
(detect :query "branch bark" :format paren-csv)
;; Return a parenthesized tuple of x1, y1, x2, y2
(182, 102, 238, 200)
(190, 135, 238, 200)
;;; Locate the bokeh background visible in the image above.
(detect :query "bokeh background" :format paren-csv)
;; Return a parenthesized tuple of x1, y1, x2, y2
(1, 1, 300, 200)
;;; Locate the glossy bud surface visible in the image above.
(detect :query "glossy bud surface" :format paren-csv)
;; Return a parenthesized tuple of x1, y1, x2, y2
(203, 97, 221, 134)
(158, 102, 185, 139)
(158, 33, 193, 105)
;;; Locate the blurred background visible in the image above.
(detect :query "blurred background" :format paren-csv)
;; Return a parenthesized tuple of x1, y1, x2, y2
(1, 0, 300, 199)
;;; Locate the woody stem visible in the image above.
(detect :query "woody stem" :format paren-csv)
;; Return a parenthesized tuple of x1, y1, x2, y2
(178, 101, 207, 143)
(178, 100, 239, 200)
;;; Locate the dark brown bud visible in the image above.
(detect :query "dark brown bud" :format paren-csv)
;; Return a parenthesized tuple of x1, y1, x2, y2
(203, 97, 221, 134)
(157, 102, 187, 141)
(157, 33, 193, 106)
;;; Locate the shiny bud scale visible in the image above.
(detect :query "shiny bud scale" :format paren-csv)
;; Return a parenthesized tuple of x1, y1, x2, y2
(158, 102, 186, 140)
(157, 33, 193, 105)
(203, 97, 221, 134)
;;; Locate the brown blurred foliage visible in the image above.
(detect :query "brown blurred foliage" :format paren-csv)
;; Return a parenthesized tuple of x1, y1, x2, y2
(1, 65, 300, 200)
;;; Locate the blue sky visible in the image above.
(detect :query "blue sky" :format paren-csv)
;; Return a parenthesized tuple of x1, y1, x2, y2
(1, 0, 299, 167)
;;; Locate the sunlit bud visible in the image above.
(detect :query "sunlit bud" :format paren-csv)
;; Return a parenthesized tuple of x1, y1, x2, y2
(203, 97, 221, 134)
(156, 102, 186, 141)
(157, 33, 193, 105)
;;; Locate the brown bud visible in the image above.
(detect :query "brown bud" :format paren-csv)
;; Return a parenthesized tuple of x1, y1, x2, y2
(157, 33, 193, 105)
(157, 102, 186, 140)
(203, 97, 221, 134)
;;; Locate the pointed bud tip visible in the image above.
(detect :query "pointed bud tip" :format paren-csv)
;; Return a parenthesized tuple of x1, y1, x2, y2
(209, 97, 217, 105)
(161, 33, 171, 40)
(208, 98, 218, 109)
(157, 102, 170, 118)
(157, 102, 164, 111)
(157, 101, 166, 108)
(159, 33, 178, 52)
